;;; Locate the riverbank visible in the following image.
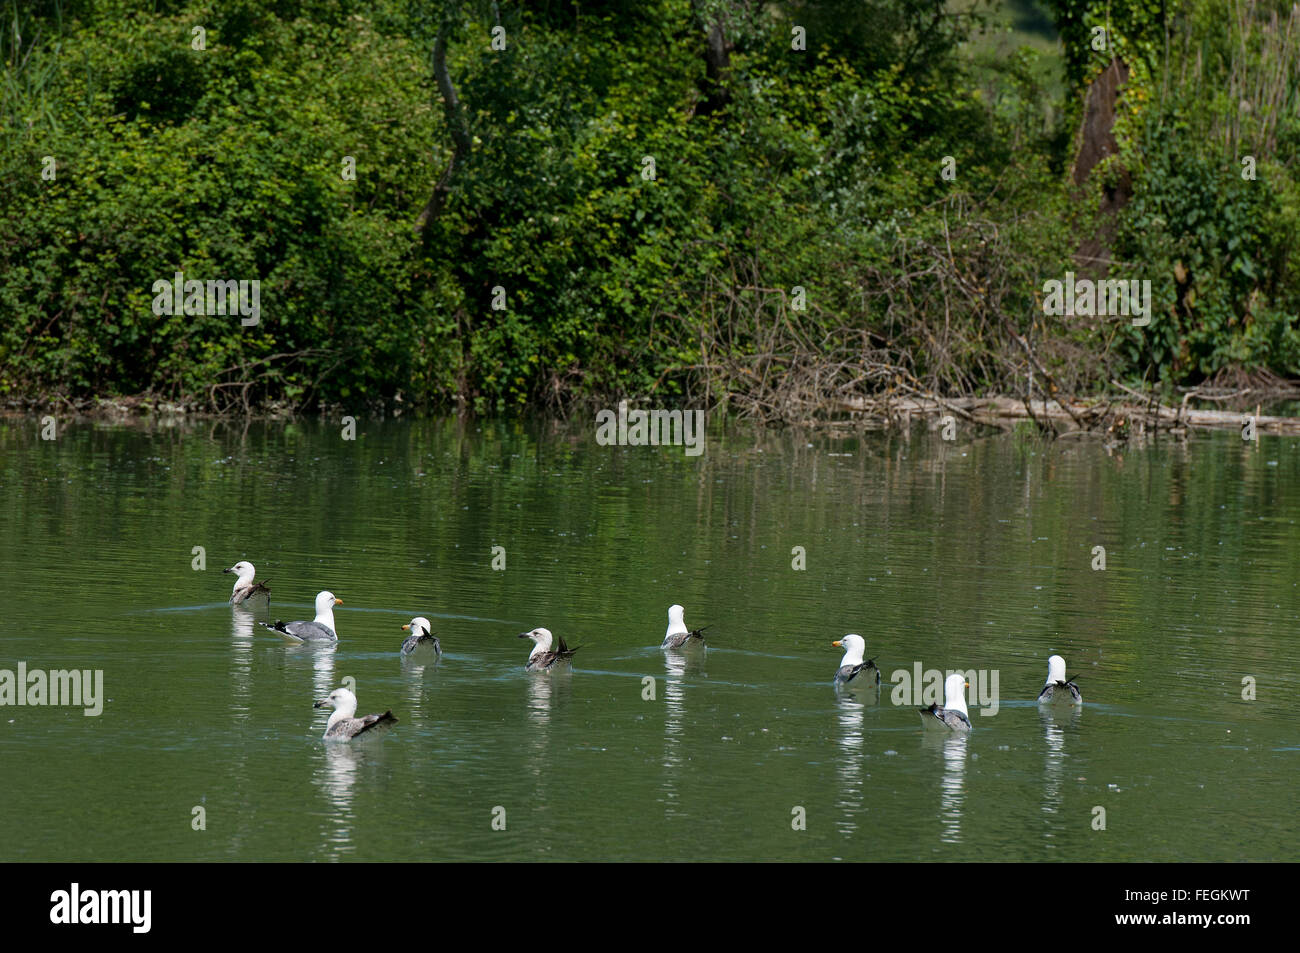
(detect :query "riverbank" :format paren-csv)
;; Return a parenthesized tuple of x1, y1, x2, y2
(7, 380, 1300, 441)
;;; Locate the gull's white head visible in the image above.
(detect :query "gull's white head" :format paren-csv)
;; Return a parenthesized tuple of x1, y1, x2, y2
(1046, 654, 1067, 685)
(224, 561, 255, 588)
(832, 634, 866, 665)
(519, 627, 553, 656)
(944, 673, 969, 717)
(403, 617, 433, 638)
(666, 604, 687, 638)
(313, 590, 341, 622)
(314, 687, 358, 725)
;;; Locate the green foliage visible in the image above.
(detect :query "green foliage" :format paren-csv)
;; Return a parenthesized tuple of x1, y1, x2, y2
(2, 0, 1297, 413)
(1085, 0, 1300, 384)
(1, 2, 444, 408)
(1112, 109, 1300, 381)
(1045, 0, 1168, 94)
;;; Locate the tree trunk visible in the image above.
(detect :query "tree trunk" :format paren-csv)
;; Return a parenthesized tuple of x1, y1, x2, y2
(1071, 57, 1133, 278)
(415, 17, 472, 235)
(696, 8, 732, 117)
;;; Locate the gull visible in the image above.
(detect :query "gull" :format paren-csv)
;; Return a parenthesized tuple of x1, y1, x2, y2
(518, 627, 578, 672)
(314, 687, 396, 740)
(661, 604, 709, 649)
(919, 673, 972, 731)
(260, 591, 341, 642)
(832, 634, 880, 687)
(223, 561, 270, 606)
(400, 616, 442, 656)
(1037, 654, 1082, 704)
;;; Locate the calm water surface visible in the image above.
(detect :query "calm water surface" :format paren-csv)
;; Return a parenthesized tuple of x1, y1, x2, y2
(1, 416, 1297, 861)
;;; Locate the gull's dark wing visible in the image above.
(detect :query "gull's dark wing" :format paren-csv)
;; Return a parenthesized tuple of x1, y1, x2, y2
(354, 711, 397, 736)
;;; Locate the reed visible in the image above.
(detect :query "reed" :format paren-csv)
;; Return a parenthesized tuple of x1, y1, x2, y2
(1, 0, 68, 141)
(1159, 0, 1300, 160)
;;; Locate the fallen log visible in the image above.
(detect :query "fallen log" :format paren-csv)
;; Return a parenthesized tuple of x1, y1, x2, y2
(836, 394, 1300, 435)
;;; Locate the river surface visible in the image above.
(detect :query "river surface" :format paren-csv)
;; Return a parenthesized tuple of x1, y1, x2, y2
(0, 415, 1296, 861)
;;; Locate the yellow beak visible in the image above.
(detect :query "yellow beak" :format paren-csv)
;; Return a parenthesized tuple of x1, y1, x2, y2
(832, 640, 843, 648)
(401, 624, 410, 631)
(333, 598, 344, 605)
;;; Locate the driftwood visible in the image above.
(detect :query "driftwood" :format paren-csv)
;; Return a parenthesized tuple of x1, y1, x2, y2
(836, 394, 1300, 436)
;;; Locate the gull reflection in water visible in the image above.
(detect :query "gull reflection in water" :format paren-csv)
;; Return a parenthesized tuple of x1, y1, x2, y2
(659, 649, 692, 819)
(229, 607, 256, 723)
(526, 672, 555, 772)
(833, 694, 868, 838)
(665, 650, 686, 816)
(1039, 703, 1081, 846)
(230, 606, 257, 643)
(921, 731, 969, 845)
(527, 671, 554, 725)
(524, 670, 564, 820)
(224, 606, 259, 855)
(315, 743, 361, 858)
(401, 649, 440, 719)
(284, 641, 337, 702)
(835, 676, 881, 705)
(276, 627, 339, 700)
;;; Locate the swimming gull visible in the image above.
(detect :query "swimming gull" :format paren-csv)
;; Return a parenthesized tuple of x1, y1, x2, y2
(223, 561, 270, 606)
(919, 673, 972, 731)
(260, 591, 341, 642)
(832, 634, 881, 687)
(662, 603, 709, 649)
(519, 627, 579, 672)
(314, 687, 396, 740)
(1037, 654, 1082, 704)
(400, 616, 442, 656)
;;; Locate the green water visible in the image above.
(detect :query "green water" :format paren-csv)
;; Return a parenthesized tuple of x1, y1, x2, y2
(1, 416, 1297, 862)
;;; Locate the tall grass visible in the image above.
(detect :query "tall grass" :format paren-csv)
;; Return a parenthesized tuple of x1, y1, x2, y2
(1161, 0, 1300, 161)
(2, 1, 65, 139)
(1223, 0, 1300, 158)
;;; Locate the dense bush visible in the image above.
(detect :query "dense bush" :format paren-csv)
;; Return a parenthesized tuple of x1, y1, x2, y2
(1, 0, 1296, 415)
(1105, 0, 1300, 384)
